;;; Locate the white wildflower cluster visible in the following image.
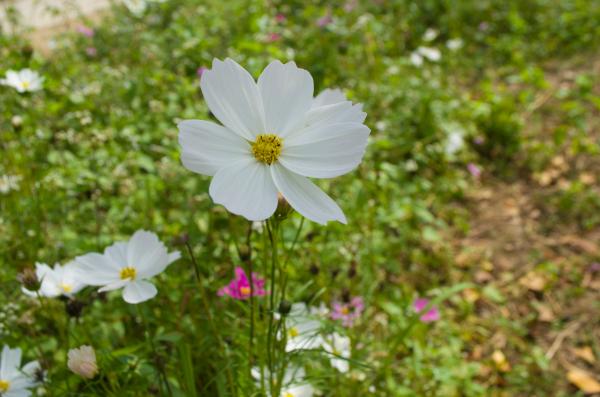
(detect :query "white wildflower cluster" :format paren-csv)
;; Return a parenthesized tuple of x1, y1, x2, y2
(0, 175, 22, 194)
(409, 28, 464, 66)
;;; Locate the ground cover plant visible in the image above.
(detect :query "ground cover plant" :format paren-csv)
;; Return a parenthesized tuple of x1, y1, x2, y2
(1, 0, 599, 396)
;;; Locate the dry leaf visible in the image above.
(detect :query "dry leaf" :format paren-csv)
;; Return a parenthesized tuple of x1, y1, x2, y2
(535, 302, 555, 322)
(492, 350, 511, 372)
(567, 368, 600, 394)
(572, 347, 596, 365)
(520, 271, 546, 291)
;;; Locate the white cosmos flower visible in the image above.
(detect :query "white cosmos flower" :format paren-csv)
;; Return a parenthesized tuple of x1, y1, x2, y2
(74, 230, 180, 304)
(252, 366, 314, 397)
(323, 333, 351, 373)
(23, 262, 85, 298)
(0, 345, 41, 397)
(446, 38, 464, 51)
(423, 28, 438, 42)
(178, 58, 370, 224)
(283, 303, 323, 352)
(445, 131, 464, 155)
(0, 69, 44, 93)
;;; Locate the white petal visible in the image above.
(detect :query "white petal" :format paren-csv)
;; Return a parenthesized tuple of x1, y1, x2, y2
(98, 279, 129, 292)
(200, 58, 265, 140)
(312, 88, 346, 107)
(280, 122, 370, 178)
(270, 164, 346, 225)
(74, 253, 120, 286)
(304, 101, 366, 128)
(0, 346, 21, 380)
(209, 157, 278, 221)
(4, 389, 32, 397)
(178, 120, 250, 176)
(126, 230, 161, 268)
(122, 280, 157, 304)
(257, 60, 314, 137)
(21, 360, 40, 377)
(104, 242, 128, 268)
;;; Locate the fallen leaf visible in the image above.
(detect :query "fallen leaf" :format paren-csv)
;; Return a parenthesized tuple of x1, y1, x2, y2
(520, 271, 546, 291)
(567, 368, 600, 394)
(572, 347, 596, 365)
(534, 302, 555, 322)
(492, 350, 511, 372)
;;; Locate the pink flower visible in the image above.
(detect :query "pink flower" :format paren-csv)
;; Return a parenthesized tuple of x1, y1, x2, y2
(77, 25, 95, 38)
(85, 47, 97, 57)
(317, 15, 333, 27)
(331, 296, 364, 327)
(266, 32, 281, 42)
(217, 267, 266, 300)
(275, 13, 286, 23)
(197, 67, 208, 77)
(413, 298, 440, 323)
(467, 163, 482, 178)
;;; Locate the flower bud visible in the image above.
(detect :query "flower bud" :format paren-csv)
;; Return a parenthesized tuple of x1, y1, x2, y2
(278, 300, 292, 316)
(68, 346, 98, 379)
(238, 244, 251, 262)
(18, 267, 40, 292)
(274, 193, 293, 221)
(65, 298, 85, 318)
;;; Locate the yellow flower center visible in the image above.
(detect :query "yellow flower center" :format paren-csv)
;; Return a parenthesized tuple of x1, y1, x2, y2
(0, 379, 10, 392)
(240, 286, 251, 296)
(120, 267, 137, 280)
(288, 327, 299, 338)
(22, 81, 30, 89)
(284, 393, 294, 397)
(341, 306, 350, 315)
(251, 134, 282, 165)
(61, 283, 73, 293)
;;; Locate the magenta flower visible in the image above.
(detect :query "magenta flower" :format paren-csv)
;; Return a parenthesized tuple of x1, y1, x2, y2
(76, 25, 95, 38)
(413, 298, 440, 323)
(196, 67, 208, 78)
(266, 32, 281, 43)
(467, 163, 482, 178)
(217, 267, 266, 300)
(275, 13, 286, 23)
(316, 15, 333, 27)
(331, 296, 364, 327)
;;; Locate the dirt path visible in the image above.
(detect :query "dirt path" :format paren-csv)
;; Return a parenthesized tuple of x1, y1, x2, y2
(0, 0, 112, 51)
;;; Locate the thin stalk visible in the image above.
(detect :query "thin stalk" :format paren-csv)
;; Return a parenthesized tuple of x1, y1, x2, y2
(184, 241, 237, 396)
(135, 304, 172, 396)
(265, 219, 279, 395)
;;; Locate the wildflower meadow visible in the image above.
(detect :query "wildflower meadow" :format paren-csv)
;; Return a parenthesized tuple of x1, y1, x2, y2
(1, 0, 599, 396)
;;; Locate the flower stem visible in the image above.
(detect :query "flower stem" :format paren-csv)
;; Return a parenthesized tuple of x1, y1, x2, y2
(265, 219, 279, 396)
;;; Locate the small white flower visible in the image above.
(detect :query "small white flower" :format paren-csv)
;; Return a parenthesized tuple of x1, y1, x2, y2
(309, 302, 329, 317)
(283, 303, 324, 352)
(445, 131, 464, 155)
(423, 28, 438, 42)
(0, 345, 41, 397)
(416, 47, 441, 62)
(446, 38, 464, 51)
(122, 0, 147, 15)
(74, 230, 180, 304)
(252, 366, 314, 397)
(67, 346, 98, 379)
(23, 262, 85, 298)
(0, 175, 22, 194)
(410, 52, 424, 67)
(178, 59, 370, 225)
(1, 69, 44, 93)
(323, 333, 351, 373)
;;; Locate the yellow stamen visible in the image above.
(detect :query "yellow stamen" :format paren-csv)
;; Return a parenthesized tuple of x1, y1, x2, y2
(240, 286, 251, 296)
(22, 81, 30, 89)
(61, 283, 73, 293)
(251, 134, 283, 165)
(341, 306, 350, 315)
(284, 393, 294, 397)
(119, 267, 137, 280)
(0, 379, 10, 392)
(288, 327, 299, 338)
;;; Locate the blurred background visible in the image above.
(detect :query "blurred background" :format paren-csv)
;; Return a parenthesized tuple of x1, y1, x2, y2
(1, 0, 599, 396)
